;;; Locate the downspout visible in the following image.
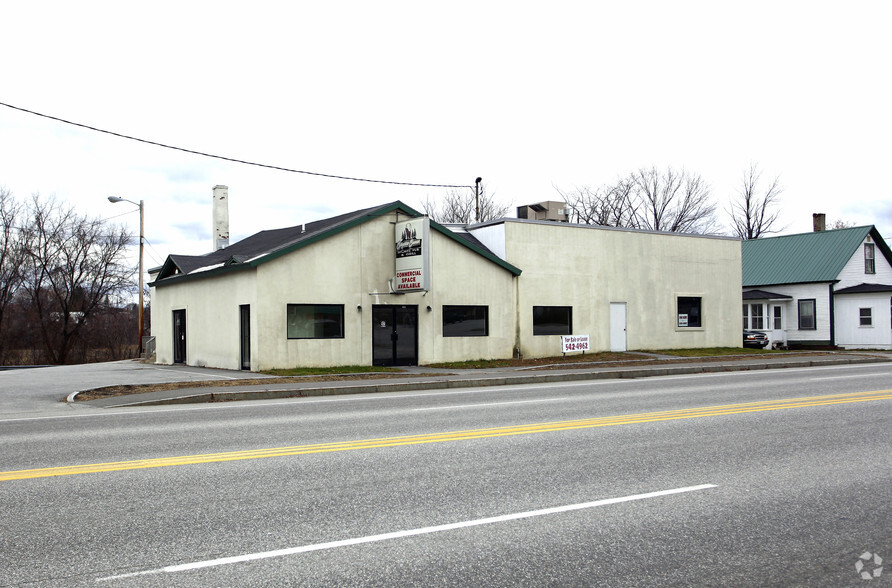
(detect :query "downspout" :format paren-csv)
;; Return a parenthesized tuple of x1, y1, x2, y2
(829, 283, 836, 347)
(514, 275, 522, 358)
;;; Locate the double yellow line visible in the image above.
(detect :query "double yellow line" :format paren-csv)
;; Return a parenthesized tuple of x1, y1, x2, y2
(2, 390, 889, 482)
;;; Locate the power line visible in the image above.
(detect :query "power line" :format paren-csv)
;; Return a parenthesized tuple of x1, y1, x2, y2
(0, 101, 474, 189)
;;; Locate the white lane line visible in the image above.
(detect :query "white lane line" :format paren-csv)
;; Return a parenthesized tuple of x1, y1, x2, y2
(96, 483, 717, 582)
(810, 374, 886, 381)
(413, 398, 563, 411)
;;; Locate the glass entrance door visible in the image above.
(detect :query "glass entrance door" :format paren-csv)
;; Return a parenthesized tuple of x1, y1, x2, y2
(173, 309, 186, 364)
(372, 305, 418, 366)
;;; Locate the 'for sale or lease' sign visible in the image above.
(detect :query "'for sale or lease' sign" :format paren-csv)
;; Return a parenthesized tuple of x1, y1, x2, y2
(561, 334, 590, 353)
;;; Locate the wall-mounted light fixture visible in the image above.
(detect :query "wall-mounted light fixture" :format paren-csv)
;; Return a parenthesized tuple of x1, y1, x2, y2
(357, 305, 362, 312)
(426, 305, 432, 312)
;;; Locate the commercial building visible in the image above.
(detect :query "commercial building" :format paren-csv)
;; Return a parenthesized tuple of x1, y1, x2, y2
(150, 199, 741, 370)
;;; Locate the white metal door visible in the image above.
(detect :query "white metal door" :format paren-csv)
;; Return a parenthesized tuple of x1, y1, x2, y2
(610, 303, 627, 352)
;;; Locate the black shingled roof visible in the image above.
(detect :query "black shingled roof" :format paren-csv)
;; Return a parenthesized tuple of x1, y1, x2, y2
(834, 283, 892, 294)
(153, 201, 521, 285)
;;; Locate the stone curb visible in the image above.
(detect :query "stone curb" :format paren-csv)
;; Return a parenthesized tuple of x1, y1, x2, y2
(91, 355, 889, 408)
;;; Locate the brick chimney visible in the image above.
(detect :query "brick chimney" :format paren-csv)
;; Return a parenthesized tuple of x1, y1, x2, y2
(213, 185, 230, 250)
(813, 213, 826, 232)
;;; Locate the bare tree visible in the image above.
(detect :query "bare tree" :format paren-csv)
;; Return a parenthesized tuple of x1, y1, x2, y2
(19, 194, 134, 364)
(728, 163, 784, 239)
(558, 182, 638, 227)
(828, 219, 857, 230)
(563, 166, 718, 234)
(0, 187, 25, 360)
(629, 166, 718, 233)
(421, 185, 511, 224)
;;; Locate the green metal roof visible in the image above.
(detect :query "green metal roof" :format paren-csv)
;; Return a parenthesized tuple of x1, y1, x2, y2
(741, 226, 887, 286)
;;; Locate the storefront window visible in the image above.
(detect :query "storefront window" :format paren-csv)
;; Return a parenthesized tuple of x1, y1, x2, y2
(677, 297, 702, 328)
(443, 306, 489, 337)
(287, 304, 344, 339)
(533, 306, 572, 335)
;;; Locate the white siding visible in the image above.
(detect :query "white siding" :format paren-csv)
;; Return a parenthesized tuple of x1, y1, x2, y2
(836, 237, 892, 288)
(745, 283, 832, 344)
(835, 293, 892, 349)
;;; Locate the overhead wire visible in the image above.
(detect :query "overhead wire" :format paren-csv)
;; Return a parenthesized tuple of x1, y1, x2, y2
(0, 101, 474, 189)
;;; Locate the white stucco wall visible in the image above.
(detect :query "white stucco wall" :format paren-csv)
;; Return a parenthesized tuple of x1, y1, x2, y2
(252, 214, 517, 369)
(495, 221, 742, 356)
(151, 268, 258, 369)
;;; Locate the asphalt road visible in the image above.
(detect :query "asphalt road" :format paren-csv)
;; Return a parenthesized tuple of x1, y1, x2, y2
(1, 363, 890, 586)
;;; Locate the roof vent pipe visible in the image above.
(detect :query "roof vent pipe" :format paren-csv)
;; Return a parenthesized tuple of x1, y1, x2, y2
(813, 213, 826, 232)
(213, 185, 230, 250)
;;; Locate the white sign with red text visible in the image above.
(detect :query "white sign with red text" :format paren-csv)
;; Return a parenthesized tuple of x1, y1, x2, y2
(561, 334, 590, 353)
(394, 217, 430, 292)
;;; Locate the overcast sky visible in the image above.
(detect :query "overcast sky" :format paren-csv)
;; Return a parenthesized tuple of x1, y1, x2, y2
(1, 1, 890, 271)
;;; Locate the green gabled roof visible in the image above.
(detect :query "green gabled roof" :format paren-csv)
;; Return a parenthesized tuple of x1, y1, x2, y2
(742, 225, 890, 286)
(152, 201, 521, 286)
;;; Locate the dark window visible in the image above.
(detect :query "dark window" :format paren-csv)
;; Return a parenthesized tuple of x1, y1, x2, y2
(860, 307, 873, 326)
(865, 243, 876, 274)
(677, 297, 702, 328)
(287, 304, 344, 339)
(533, 306, 572, 335)
(443, 305, 489, 337)
(773, 306, 782, 330)
(742, 304, 748, 330)
(798, 299, 816, 330)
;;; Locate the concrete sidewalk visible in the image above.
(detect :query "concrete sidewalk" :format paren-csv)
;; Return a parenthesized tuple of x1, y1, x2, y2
(76, 352, 892, 409)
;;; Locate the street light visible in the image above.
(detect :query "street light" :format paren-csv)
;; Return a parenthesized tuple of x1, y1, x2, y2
(107, 196, 144, 356)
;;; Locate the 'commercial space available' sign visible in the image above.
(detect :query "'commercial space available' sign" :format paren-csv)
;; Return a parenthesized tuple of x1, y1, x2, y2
(394, 217, 430, 292)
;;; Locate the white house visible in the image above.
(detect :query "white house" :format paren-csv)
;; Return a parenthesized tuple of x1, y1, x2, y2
(150, 199, 742, 371)
(742, 220, 892, 349)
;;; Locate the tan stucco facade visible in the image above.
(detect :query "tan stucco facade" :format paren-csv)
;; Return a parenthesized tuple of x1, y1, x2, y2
(153, 211, 517, 370)
(487, 220, 742, 357)
(152, 207, 742, 371)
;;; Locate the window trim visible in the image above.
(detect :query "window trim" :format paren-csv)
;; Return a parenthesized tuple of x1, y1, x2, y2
(286, 304, 345, 340)
(442, 305, 489, 337)
(797, 299, 816, 330)
(859, 307, 873, 327)
(865, 243, 876, 274)
(532, 305, 573, 336)
(750, 303, 764, 330)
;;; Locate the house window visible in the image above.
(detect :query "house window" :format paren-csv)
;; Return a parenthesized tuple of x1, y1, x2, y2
(287, 304, 344, 339)
(533, 306, 572, 335)
(773, 306, 782, 330)
(750, 304, 764, 330)
(443, 305, 489, 337)
(798, 299, 816, 330)
(677, 296, 702, 328)
(860, 307, 873, 327)
(865, 244, 876, 274)
(742, 304, 749, 329)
